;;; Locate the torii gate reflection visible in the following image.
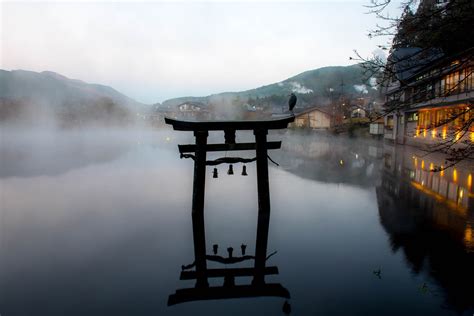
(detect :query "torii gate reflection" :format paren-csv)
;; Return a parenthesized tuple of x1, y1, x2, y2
(165, 116, 293, 306)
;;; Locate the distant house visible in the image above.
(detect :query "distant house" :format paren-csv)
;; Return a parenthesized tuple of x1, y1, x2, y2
(176, 101, 209, 119)
(292, 106, 332, 129)
(351, 108, 366, 118)
(350, 97, 381, 118)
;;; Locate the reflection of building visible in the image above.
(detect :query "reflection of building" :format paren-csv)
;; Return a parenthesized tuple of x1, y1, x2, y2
(291, 106, 332, 129)
(382, 145, 473, 212)
(275, 133, 384, 187)
(376, 144, 474, 313)
(383, 47, 473, 145)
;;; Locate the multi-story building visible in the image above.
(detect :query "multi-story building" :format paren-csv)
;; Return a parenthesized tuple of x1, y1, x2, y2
(383, 47, 473, 145)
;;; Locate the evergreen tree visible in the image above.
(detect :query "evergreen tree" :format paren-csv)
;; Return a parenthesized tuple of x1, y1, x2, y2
(392, 6, 416, 48)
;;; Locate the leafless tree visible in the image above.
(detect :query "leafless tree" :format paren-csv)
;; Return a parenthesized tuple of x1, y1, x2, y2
(352, 0, 474, 169)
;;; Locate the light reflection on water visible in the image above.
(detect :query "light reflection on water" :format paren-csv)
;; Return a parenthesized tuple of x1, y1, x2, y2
(0, 129, 473, 315)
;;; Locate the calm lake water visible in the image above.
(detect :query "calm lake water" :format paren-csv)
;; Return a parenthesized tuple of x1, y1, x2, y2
(1, 128, 473, 316)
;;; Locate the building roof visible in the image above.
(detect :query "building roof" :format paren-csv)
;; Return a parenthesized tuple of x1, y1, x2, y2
(388, 47, 444, 82)
(294, 106, 332, 117)
(177, 101, 207, 108)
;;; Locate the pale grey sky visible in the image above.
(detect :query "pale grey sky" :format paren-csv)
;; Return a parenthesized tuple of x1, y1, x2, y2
(1, 1, 398, 103)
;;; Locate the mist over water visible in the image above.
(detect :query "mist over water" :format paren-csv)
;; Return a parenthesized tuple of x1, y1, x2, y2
(0, 127, 473, 315)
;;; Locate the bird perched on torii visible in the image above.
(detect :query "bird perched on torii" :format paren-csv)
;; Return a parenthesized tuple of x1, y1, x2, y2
(288, 93, 297, 114)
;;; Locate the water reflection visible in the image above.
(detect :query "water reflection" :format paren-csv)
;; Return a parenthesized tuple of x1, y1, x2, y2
(168, 126, 290, 310)
(377, 144, 474, 313)
(168, 201, 290, 306)
(0, 129, 180, 178)
(1, 129, 473, 315)
(275, 131, 384, 187)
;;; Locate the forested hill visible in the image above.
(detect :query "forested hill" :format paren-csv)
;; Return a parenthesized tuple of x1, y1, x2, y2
(161, 64, 379, 108)
(0, 70, 147, 126)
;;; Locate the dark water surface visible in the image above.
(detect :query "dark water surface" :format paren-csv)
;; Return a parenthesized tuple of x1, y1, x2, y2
(1, 128, 473, 316)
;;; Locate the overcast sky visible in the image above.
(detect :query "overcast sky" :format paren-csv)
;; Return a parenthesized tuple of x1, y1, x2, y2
(2, 1, 398, 104)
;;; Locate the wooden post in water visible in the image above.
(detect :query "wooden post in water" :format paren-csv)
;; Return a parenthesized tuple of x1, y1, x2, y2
(192, 130, 209, 288)
(253, 128, 271, 285)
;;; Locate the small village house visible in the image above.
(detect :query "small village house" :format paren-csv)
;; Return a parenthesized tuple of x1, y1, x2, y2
(291, 106, 332, 129)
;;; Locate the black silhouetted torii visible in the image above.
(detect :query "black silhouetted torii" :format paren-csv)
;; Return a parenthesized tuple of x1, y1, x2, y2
(165, 116, 294, 306)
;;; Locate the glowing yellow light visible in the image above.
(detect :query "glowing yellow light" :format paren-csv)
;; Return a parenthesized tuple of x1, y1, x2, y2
(414, 158, 418, 168)
(440, 166, 444, 177)
(415, 128, 420, 137)
(429, 163, 434, 171)
(423, 129, 427, 137)
(442, 128, 447, 140)
(468, 174, 472, 190)
(459, 189, 464, 199)
(431, 129, 436, 138)
(465, 226, 473, 243)
(453, 169, 458, 182)
(471, 132, 474, 143)
(339, 160, 344, 165)
(421, 160, 425, 170)
(455, 132, 461, 141)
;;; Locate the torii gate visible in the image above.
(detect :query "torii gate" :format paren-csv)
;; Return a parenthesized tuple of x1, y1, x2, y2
(165, 116, 294, 305)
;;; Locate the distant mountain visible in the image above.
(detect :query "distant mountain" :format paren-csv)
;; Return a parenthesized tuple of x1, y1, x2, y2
(0, 70, 148, 126)
(161, 64, 379, 109)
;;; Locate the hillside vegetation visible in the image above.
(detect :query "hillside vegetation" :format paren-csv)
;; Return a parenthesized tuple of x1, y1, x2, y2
(161, 64, 379, 110)
(0, 70, 146, 127)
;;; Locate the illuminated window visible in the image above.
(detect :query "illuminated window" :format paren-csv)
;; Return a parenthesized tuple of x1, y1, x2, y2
(407, 112, 418, 122)
(445, 71, 459, 94)
(418, 111, 430, 128)
(464, 67, 474, 92)
(435, 109, 447, 126)
(459, 69, 466, 92)
(458, 188, 464, 205)
(386, 116, 394, 129)
(454, 131, 461, 141)
(465, 226, 473, 244)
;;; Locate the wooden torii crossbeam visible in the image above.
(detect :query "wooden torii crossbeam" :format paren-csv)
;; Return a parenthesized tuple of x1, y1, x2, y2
(165, 116, 294, 305)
